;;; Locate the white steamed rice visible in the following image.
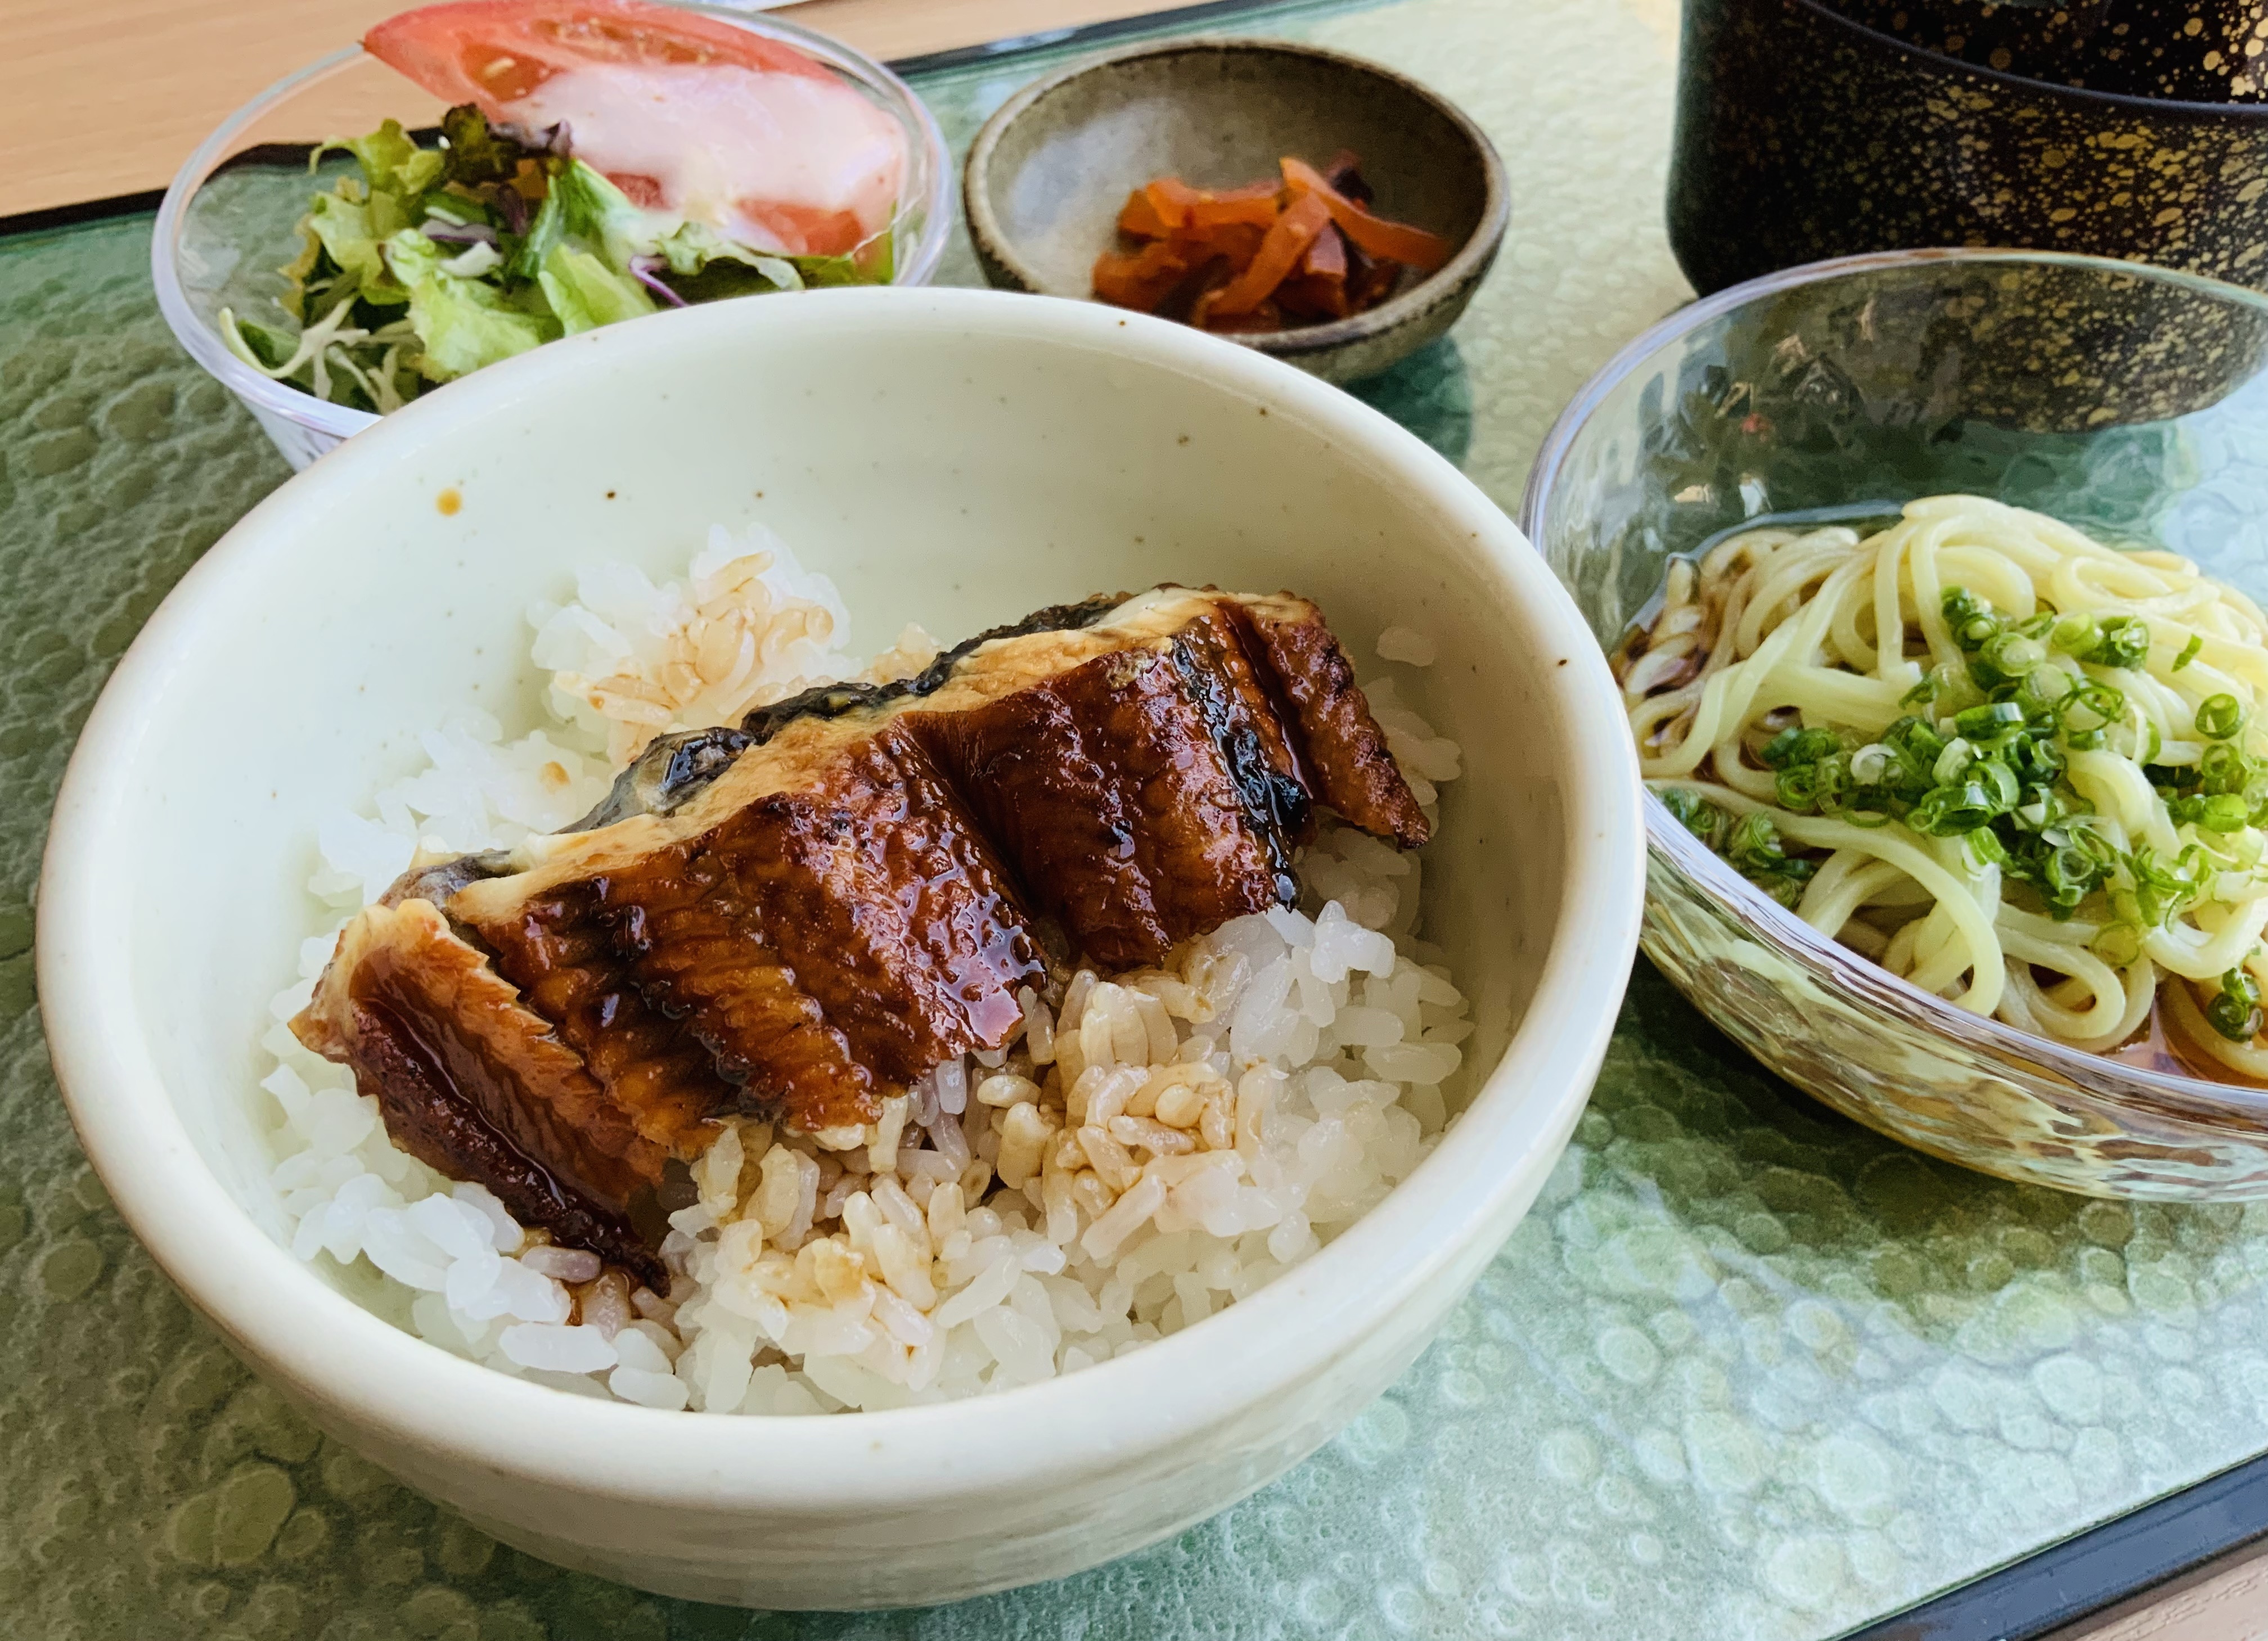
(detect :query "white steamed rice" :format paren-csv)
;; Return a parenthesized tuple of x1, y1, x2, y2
(258, 526, 1473, 1413)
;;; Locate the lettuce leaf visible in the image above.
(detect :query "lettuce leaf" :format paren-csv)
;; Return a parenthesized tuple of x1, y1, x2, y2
(797, 248, 881, 288)
(303, 189, 408, 296)
(438, 103, 539, 190)
(537, 245, 658, 333)
(506, 185, 566, 282)
(551, 160, 670, 267)
(384, 231, 558, 381)
(315, 119, 445, 201)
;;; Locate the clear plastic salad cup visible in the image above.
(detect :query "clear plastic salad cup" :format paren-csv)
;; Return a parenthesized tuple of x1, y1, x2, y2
(152, 3, 953, 470)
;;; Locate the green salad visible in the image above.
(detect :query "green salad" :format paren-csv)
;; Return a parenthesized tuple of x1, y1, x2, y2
(223, 106, 888, 413)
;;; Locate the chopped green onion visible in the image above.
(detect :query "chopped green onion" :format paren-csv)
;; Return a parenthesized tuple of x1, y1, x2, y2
(2123, 843, 2211, 925)
(2016, 668, 2072, 717)
(2207, 967, 2264, 1043)
(1725, 812, 1817, 906)
(2039, 844, 2107, 910)
(1954, 701, 2027, 744)
(2197, 693, 2245, 741)
(1727, 812, 1786, 869)
(1658, 786, 1724, 847)
(1976, 759, 2021, 810)
(2060, 680, 2125, 742)
(2199, 742, 2257, 796)
(2011, 733, 2066, 784)
(1974, 631, 2047, 688)
(2052, 613, 2102, 659)
(1910, 782, 1999, 835)
(2094, 614, 2150, 670)
(1760, 725, 1842, 769)
(2181, 792, 2253, 834)
(1808, 755, 1854, 815)
(2174, 633, 2204, 671)
(1942, 588, 2001, 652)
(1884, 716, 1947, 768)
(1964, 827, 2009, 870)
(1932, 739, 1977, 786)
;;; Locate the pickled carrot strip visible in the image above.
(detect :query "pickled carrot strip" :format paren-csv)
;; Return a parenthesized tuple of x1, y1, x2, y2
(1093, 239, 1194, 310)
(1118, 187, 1175, 238)
(1146, 178, 1200, 228)
(1276, 222, 1351, 319)
(1187, 192, 1282, 229)
(1205, 191, 1331, 318)
(1279, 157, 1451, 272)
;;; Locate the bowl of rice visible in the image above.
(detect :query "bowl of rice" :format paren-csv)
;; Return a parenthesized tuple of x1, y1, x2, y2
(38, 286, 1642, 1607)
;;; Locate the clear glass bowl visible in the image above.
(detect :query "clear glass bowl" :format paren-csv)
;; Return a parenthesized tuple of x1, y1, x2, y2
(1522, 247, 2268, 1198)
(151, 3, 953, 471)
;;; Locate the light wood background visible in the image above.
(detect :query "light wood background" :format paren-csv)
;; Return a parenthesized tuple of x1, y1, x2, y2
(1, 0, 1173, 219)
(2057, 1543, 2268, 1640)
(5, 0, 2265, 1631)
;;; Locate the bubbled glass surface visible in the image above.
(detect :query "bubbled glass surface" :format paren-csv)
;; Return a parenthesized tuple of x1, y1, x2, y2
(1523, 248, 2268, 1198)
(22, 4, 2268, 1640)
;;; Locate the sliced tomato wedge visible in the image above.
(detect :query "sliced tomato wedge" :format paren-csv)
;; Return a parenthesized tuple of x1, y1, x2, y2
(364, 0, 832, 116)
(364, 0, 904, 260)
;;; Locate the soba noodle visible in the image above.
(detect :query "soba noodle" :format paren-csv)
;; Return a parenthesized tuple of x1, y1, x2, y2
(1618, 494, 2268, 1077)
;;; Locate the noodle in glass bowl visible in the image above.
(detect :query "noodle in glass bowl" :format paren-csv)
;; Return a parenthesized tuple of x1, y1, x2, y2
(1523, 247, 2268, 1198)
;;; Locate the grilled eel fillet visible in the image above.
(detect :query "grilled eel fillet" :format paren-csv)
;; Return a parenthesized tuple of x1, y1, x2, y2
(293, 587, 1430, 1281)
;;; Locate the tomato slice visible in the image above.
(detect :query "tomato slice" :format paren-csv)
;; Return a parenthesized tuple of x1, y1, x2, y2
(364, 0, 905, 260)
(364, 0, 832, 115)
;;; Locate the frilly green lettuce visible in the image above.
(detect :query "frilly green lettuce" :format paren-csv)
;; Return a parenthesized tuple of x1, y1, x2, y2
(222, 105, 896, 414)
(537, 245, 658, 335)
(382, 231, 558, 381)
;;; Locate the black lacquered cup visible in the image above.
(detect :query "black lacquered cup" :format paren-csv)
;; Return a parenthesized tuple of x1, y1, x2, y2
(1667, 0, 2268, 298)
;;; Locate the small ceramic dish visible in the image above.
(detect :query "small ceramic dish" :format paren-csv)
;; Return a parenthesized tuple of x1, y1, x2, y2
(1522, 246, 2268, 1200)
(40, 287, 1641, 1607)
(151, 2, 952, 472)
(962, 39, 1508, 384)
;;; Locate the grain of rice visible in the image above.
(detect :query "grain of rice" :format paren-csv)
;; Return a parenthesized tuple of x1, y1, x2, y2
(935, 1057, 969, 1117)
(1375, 625, 1438, 667)
(523, 1245, 602, 1284)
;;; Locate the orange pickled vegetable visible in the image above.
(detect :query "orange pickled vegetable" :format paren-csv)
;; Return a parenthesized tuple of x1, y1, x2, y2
(1276, 222, 1351, 320)
(1207, 191, 1332, 317)
(1093, 238, 1195, 311)
(1186, 183, 1282, 229)
(1279, 156, 1452, 273)
(1091, 151, 1446, 333)
(1117, 187, 1177, 239)
(1146, 177, 1200, 226)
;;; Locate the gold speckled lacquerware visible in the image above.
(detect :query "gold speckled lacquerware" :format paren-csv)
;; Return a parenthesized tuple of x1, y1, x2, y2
(1668, 0, 2268, 296)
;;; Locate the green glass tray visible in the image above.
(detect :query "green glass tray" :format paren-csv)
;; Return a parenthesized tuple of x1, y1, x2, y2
(8, 2, 2268, 1637)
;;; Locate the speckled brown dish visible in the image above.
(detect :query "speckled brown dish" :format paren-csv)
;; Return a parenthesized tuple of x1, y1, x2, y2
(1669, 0, 2268, 297)
(962, 39, 1508, 384)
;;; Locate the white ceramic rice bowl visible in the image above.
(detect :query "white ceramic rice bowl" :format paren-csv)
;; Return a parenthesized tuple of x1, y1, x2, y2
(37, 287, 1642, 1609)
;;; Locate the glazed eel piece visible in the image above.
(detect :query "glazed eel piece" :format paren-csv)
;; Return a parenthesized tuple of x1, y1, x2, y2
(293, 588, 1429, 1277)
